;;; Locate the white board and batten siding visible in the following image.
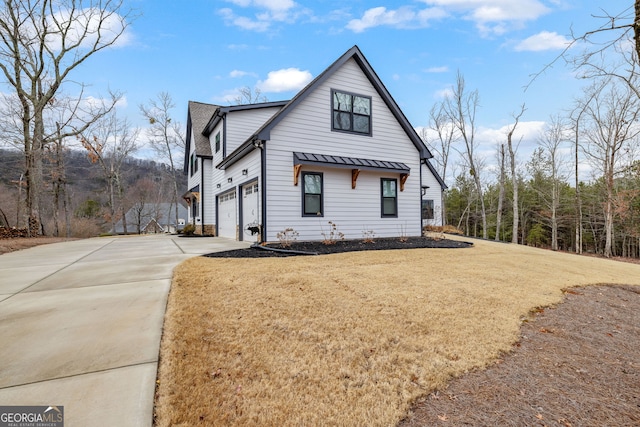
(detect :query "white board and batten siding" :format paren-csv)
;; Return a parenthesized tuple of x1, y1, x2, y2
(264, 57, 422, 241)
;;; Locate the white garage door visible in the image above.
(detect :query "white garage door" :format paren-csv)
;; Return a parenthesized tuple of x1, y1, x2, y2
(218, 190, 237, 239)
(242, 181, 259, 240)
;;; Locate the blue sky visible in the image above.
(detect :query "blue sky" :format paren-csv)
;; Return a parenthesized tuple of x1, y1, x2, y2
(73, 0, 631, 180)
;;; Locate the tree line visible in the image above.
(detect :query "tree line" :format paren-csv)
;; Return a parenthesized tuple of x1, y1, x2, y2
(0, 147, 187, 237)
(424, 1, 640, 258)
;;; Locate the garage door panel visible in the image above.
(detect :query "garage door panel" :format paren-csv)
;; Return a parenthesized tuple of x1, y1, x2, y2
(243, 182, 259, 226)
(218, 190, 236, 239)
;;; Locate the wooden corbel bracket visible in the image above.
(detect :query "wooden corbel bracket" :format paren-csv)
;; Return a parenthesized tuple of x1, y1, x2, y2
(293, 164, 302, 185)
(400, 173, 409, 192)
(351, 169, 360, 189)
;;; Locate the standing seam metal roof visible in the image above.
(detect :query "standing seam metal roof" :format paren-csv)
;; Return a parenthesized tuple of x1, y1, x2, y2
(293, 152, 410, 173)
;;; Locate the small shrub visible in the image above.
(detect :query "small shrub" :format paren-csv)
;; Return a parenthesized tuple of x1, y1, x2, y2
(70, 217, 102, 238)
(276, 227, 299, 248)
(398, 223, 408, 242)
(182, 223, 196, 236)
(321, 221, 344, 245)
(423, 225, 463, 236)
(362, 229, 376, 243)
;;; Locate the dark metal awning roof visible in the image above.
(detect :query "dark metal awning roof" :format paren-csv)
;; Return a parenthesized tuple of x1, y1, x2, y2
(293, 152, 410, 173)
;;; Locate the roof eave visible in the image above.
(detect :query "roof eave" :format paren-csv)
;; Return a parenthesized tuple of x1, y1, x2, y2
(216, 138, 258, 170)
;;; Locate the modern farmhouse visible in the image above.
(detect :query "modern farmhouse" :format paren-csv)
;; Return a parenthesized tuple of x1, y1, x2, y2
(183, 45, 445, 242)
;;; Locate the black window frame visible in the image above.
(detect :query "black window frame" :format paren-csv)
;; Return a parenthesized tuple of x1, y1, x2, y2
(215, 131, 221, 153)
(381, 178, 398, 218)
(301, 172, 324, 217)
(190, 153, 198, 177)
(331, 89, 372, 136)
(422, 199, 434, 220)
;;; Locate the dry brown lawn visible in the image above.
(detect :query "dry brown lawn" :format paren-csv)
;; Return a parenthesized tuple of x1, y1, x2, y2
(155, 237, 640, 426)
(0, 237, 78, 255)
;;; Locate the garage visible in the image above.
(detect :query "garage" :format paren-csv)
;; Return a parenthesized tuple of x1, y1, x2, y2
(217, 190, 237, 239)
(242, 181, 259, 240)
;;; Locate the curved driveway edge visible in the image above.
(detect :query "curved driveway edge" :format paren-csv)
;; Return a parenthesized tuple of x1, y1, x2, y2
(0, 235, 249, 426)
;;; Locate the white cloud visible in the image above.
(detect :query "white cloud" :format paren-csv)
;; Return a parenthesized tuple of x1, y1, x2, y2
(45, 7, 132, 50)
(219, 0, 301, 31)
(434, 88, 454, 99)
(218, 8, 270, 31)
(420, 0, 551, 35)
(425, 66, 449, 73)
(424, 0, 549, 21)
(514, 31, 572, 52)
(478, 120, 545, 145)
(346, 6, 446, 33)
(257, 68, 313, 92)
(227, 43, 250, 50)
(229, 70, 258, 78)
(226, 0, 296, 12)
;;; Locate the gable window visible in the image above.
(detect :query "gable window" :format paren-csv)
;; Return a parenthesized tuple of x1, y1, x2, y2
(215, 132, 221, 153)
(381, 178, 397, 217)
(302, 172, 323, 216)
(422, 199, 434, 220)
(332, 90, 371, 135)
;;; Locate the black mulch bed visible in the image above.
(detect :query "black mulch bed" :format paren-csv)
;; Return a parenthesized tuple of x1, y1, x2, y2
(203, 236, 472, 258)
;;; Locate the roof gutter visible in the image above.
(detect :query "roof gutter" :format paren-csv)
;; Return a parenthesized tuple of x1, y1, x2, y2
(216, 136, 263, 170)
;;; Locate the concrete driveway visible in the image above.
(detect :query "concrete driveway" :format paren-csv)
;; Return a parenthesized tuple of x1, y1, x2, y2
(0, 234, 250, 426)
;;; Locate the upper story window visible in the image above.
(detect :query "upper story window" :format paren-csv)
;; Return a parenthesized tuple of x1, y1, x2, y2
(215, 132, 221, 153)
(332, 90, 371, 135)
(190, 153, 198, 177)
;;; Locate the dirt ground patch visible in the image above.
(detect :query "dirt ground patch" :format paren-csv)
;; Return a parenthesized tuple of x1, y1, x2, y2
(400, 285, 640, 427)
(155, 237, 640, 427)
(0, 237, 78, 255)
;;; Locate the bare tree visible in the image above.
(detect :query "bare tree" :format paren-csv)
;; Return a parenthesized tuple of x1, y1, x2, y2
(80, 110, 138, 234)
(423, 102, 456, 224)
(233, 86, 267, 105)
(534, 116, 569, 251)
(443, 72, 487, 238)
(565, 4, 640, 98)
(495, 142, 506, 241)
(582, 81, 640, 257)
(506, 105, 526, 244)
(127, 177, 160, 234)
(0, 0, 131, 235)
(569, 80, 608, 254)
(140, 92, 184, 231)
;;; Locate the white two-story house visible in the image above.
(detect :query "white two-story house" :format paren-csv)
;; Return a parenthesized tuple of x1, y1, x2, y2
(183, 45, 445, 242)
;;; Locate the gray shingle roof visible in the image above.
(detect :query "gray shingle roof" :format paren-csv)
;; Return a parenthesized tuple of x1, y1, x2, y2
(188, 101, 219, 158)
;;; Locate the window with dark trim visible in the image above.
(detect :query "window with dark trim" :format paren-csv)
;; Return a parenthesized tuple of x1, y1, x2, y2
(422, 199, 434, 220)
(332, 90, 371, 135)
(302, 172, 323, 216)
(190, 153, 198, 176)
(381, 178, 397, 217)
(215, 132, 221, 153)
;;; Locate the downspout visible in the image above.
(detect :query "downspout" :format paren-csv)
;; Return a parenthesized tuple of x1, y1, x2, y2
(259, 140, 267, 243)
(420, 159, 424, 235)
(200, 158, 205, 235)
